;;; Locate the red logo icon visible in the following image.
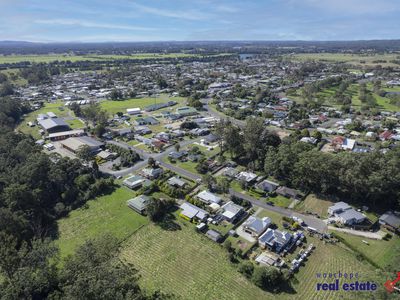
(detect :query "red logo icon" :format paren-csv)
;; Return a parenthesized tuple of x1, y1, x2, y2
(384, 272, 400, 293)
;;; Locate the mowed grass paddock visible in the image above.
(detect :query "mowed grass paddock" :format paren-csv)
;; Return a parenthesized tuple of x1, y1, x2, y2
(290, 237, 384, 300)
(0, 53, 205, 64)
(295, 194, 334, 218)
(333, 231, 400, 270)
(100, 95, 187, 115)
(120, 221, 269, 300)
(56, 186, 148, 258)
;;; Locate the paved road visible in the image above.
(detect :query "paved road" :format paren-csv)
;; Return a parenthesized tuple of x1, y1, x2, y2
(229, 189, 327, 233)
(100, 137, 202, 177)
(100, 127, 327, 233)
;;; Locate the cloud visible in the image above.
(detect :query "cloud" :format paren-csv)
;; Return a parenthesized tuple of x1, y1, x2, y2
(295, 0, 399, 14)
(35, 19, 156, 31)
(131, 2, 211, 20)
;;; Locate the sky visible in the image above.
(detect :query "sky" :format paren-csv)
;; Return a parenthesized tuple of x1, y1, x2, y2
(0, 0, 399, 42)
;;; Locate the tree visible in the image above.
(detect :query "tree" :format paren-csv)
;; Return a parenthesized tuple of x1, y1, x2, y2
(109, 88, 124, 100)
(216, 177, 230, 193)
(238, 261, 254, 279)
(300, 129, 310, 138)
(251, 266, 283, 292)
(174, 143, 181, 152)
(0, 234, 59, 299)
(188, 97, 203, 110)
(223, 240, 232, 252)
(243, 118, 281, 169)
(311, 130, 322, 141)
(69, 102, 82, 117)
(94, 123, 106, 137)
(146, 197, 173, 222)
(148, 157, 156, 168)
(58, 235, 148, 299)
(224, 124, 244, 158)
(76, 145, 94, 163)
(0, 82, 14, 97)
(202, 174, 216, 190)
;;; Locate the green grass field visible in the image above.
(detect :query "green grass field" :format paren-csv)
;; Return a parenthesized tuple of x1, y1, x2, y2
(0, 53, 214, 64)
(293, 83, 400, 112)
(289, 237, 383, 300)
(17, 101, 73, 139)
(295, 194, 334, 218)
(332, 231, 400, 270)
(100, 95, 186, 115)
(65, 118, 85, 129)
(120, 221, 269, 300)
(56, 186, 148, 258)
(288, 52, 400, 67)
(54, 186, 393, 300)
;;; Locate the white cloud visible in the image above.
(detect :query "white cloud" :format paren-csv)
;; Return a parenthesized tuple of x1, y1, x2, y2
(296, 0, 399, 14)
(131, 2, 212, 20)
(35, 19, 156, 31)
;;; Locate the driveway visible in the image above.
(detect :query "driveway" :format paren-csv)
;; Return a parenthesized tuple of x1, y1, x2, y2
(328, 226, 384, 240)
(236, 225, 256, 243)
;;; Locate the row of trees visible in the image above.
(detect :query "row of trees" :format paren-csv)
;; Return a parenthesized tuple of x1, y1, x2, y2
(215, 116, 400, 210)
(215, 118, 281, 170)
(264, 140, 400, 209)
(0, 95, 169, 298)
(0, 233, 170, 299)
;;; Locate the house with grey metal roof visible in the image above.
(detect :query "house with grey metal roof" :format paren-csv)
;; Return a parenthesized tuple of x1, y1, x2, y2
(167, 176, 187, 188)
(243, 216, 271, 237)
(123, 175, 149, 190)
(379, 211, 400, 232)
(336, 209, 366, 225)
(255, 179, 279, 193)
(328, 201, 352, 215)
(179, 202, 208, 222)
(221, 201, 245, 223)
(258, 228, 293, 253)
(127, 195, 150, 214)
(196, 190, 222, 205)
(328, 201, 366, 225)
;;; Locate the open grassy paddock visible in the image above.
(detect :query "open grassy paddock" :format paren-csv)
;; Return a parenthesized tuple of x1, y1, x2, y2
(332, 231, 400, 270)
(288, 237, 385, 300)
(295, 194, 334, 218)
(100, 95, 187, 115)
(56, 186, 148, 258)
(120, 220, 269, 300)
(290, 82, 400, 112)
(17, 101, 74, 139)
(0, 53, 222, 64)
(288, 52, 400, 67)
(65, 118, 85, 129)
